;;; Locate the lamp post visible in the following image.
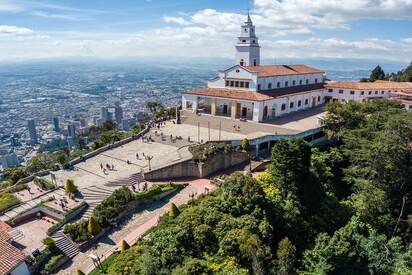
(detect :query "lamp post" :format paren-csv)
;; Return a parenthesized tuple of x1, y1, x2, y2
(145, 155, 153, 171)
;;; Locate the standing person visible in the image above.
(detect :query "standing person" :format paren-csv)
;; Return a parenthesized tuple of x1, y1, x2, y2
(136, 152, 139, 159)
(100, 163, 103, 170)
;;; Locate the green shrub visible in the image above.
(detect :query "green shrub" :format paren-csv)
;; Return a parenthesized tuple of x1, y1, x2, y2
(121, 240, 130, 252)
(65, 179, 77, 193)
(42, 237, 55, 247)
(64, 221, 90, 243)
(87, 216, 101, 236)
(44, 254, 65, 272)
(0, 191, 19, 212)
(93, 187, 134, 227)
(189, 143, 240, 162)
(34, 178, 55, 190)
(169, 203, 180, 219)
(8, 183, 27, 193)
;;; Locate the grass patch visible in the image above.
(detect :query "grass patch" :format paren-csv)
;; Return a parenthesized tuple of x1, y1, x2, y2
(0, 191, 19, 212)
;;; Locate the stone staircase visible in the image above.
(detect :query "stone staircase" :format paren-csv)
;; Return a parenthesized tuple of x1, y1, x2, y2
(51, 228, 79, 258)
(105, 172, 144, 187)
(81, 186, 114, 219)
(79, 173, 145, 219)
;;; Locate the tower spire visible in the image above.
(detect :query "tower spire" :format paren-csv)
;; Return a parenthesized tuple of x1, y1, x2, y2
(235, 10, 260, 67)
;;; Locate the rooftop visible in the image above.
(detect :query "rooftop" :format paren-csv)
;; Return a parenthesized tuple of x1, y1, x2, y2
(326, 80, 412, 90)
(185, 83, 325, 102)
(244, 65, 324, 77)
(0, 229, 27, 275)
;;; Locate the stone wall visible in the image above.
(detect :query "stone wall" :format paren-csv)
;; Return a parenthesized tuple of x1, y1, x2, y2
(144, 151, 248, 181)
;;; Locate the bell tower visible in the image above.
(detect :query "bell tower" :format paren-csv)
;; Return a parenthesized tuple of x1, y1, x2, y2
(235, 13, 260, 67)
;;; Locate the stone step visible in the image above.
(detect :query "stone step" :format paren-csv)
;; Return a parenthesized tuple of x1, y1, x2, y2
(52, 229, 80, 258)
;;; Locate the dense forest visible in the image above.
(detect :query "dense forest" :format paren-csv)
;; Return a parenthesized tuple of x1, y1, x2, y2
(102, 99, 412, 274)
(361, 62, 412, 82)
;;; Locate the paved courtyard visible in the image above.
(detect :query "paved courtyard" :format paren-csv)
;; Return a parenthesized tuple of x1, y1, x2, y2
(13, 217, 54, 254)
(163, 107, 325, 143)
(40, 135, 191, 191)
(13, 182, 49, 203)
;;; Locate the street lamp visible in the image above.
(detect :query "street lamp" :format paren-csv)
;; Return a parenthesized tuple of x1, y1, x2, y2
(145, 155, 153, 171)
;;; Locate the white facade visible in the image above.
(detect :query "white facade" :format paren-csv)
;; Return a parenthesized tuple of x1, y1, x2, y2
(325, 87, 390, 103)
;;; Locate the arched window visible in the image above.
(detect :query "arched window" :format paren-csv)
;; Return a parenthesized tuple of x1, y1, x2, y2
(240, 59, 244, 66)
(253, 59, 257, 66)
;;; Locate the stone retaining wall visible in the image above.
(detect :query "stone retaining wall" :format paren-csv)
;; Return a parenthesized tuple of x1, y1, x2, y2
(144, 151, 248, 181)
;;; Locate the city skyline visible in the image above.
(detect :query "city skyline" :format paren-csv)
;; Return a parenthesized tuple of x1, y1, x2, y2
(0, 0, 412, 62)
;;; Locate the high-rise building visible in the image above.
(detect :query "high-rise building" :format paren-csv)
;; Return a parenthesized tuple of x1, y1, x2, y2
(67, 124, 76, 137)
(115, 105, 123, 126)
(1, 152, 19, 169)
(27, 119, 37, 144)
(10, 134, 19, 147)
(100, 107, 109, 122)
(53, 117, 60, 132)
(122, 119, 130, 131)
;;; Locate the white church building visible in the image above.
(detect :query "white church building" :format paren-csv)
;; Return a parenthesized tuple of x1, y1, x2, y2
(182, 14, 412, 122)
(182, 14, 326, 122)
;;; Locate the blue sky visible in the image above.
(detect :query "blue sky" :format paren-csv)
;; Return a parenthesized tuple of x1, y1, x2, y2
(0, 0, 411, 62)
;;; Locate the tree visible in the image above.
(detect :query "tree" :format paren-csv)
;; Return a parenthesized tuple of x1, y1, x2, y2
(65, 178, 77, 193)
(369, 65, 386, 82)
(241, 138, 250, 152)
(268, 139, 312, 199)
(3, 167, 28, 184)
(241, 138, 252, 172)
(25, 156, 48, 174)
(101, 120, 117, 131)
(276, 237, 296, 275)
(302, 217, 412, 274)
(87, 216, 101, 236)
(147, 101, 160, 113)
(169, 203, 180, 219)
(55, 152, 67, 166)
(121, 239, 130, 252)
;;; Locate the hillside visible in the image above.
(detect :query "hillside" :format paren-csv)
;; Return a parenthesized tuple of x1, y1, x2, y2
(100, 99, 412, 274)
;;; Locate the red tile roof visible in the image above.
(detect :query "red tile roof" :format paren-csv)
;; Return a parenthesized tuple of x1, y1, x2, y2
(244, 65, 324, 77)
(0, 229, 27, 275)
(326, 80, 412, 90)
(184, 84, 325, 102)
(0, 221, 12, 233)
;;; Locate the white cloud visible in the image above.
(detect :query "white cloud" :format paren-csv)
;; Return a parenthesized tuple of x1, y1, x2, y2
(0, 0, 411, 62)
(163, 16, 191, 26)
(0, 1, 23, 12)
(31, 11, 91, 21)
(0, 25, 33, 35)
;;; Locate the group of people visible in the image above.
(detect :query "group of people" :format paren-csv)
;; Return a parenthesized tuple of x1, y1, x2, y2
(142, 135, 154, 143)
(131, 181, 148, 192)
(135, 152, 149, 160)
(100, 162, 115, 174)
(233, 124, 241, 132)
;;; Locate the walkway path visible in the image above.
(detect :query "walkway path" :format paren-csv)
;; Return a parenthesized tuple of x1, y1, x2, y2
(57, 179, 214, 275)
